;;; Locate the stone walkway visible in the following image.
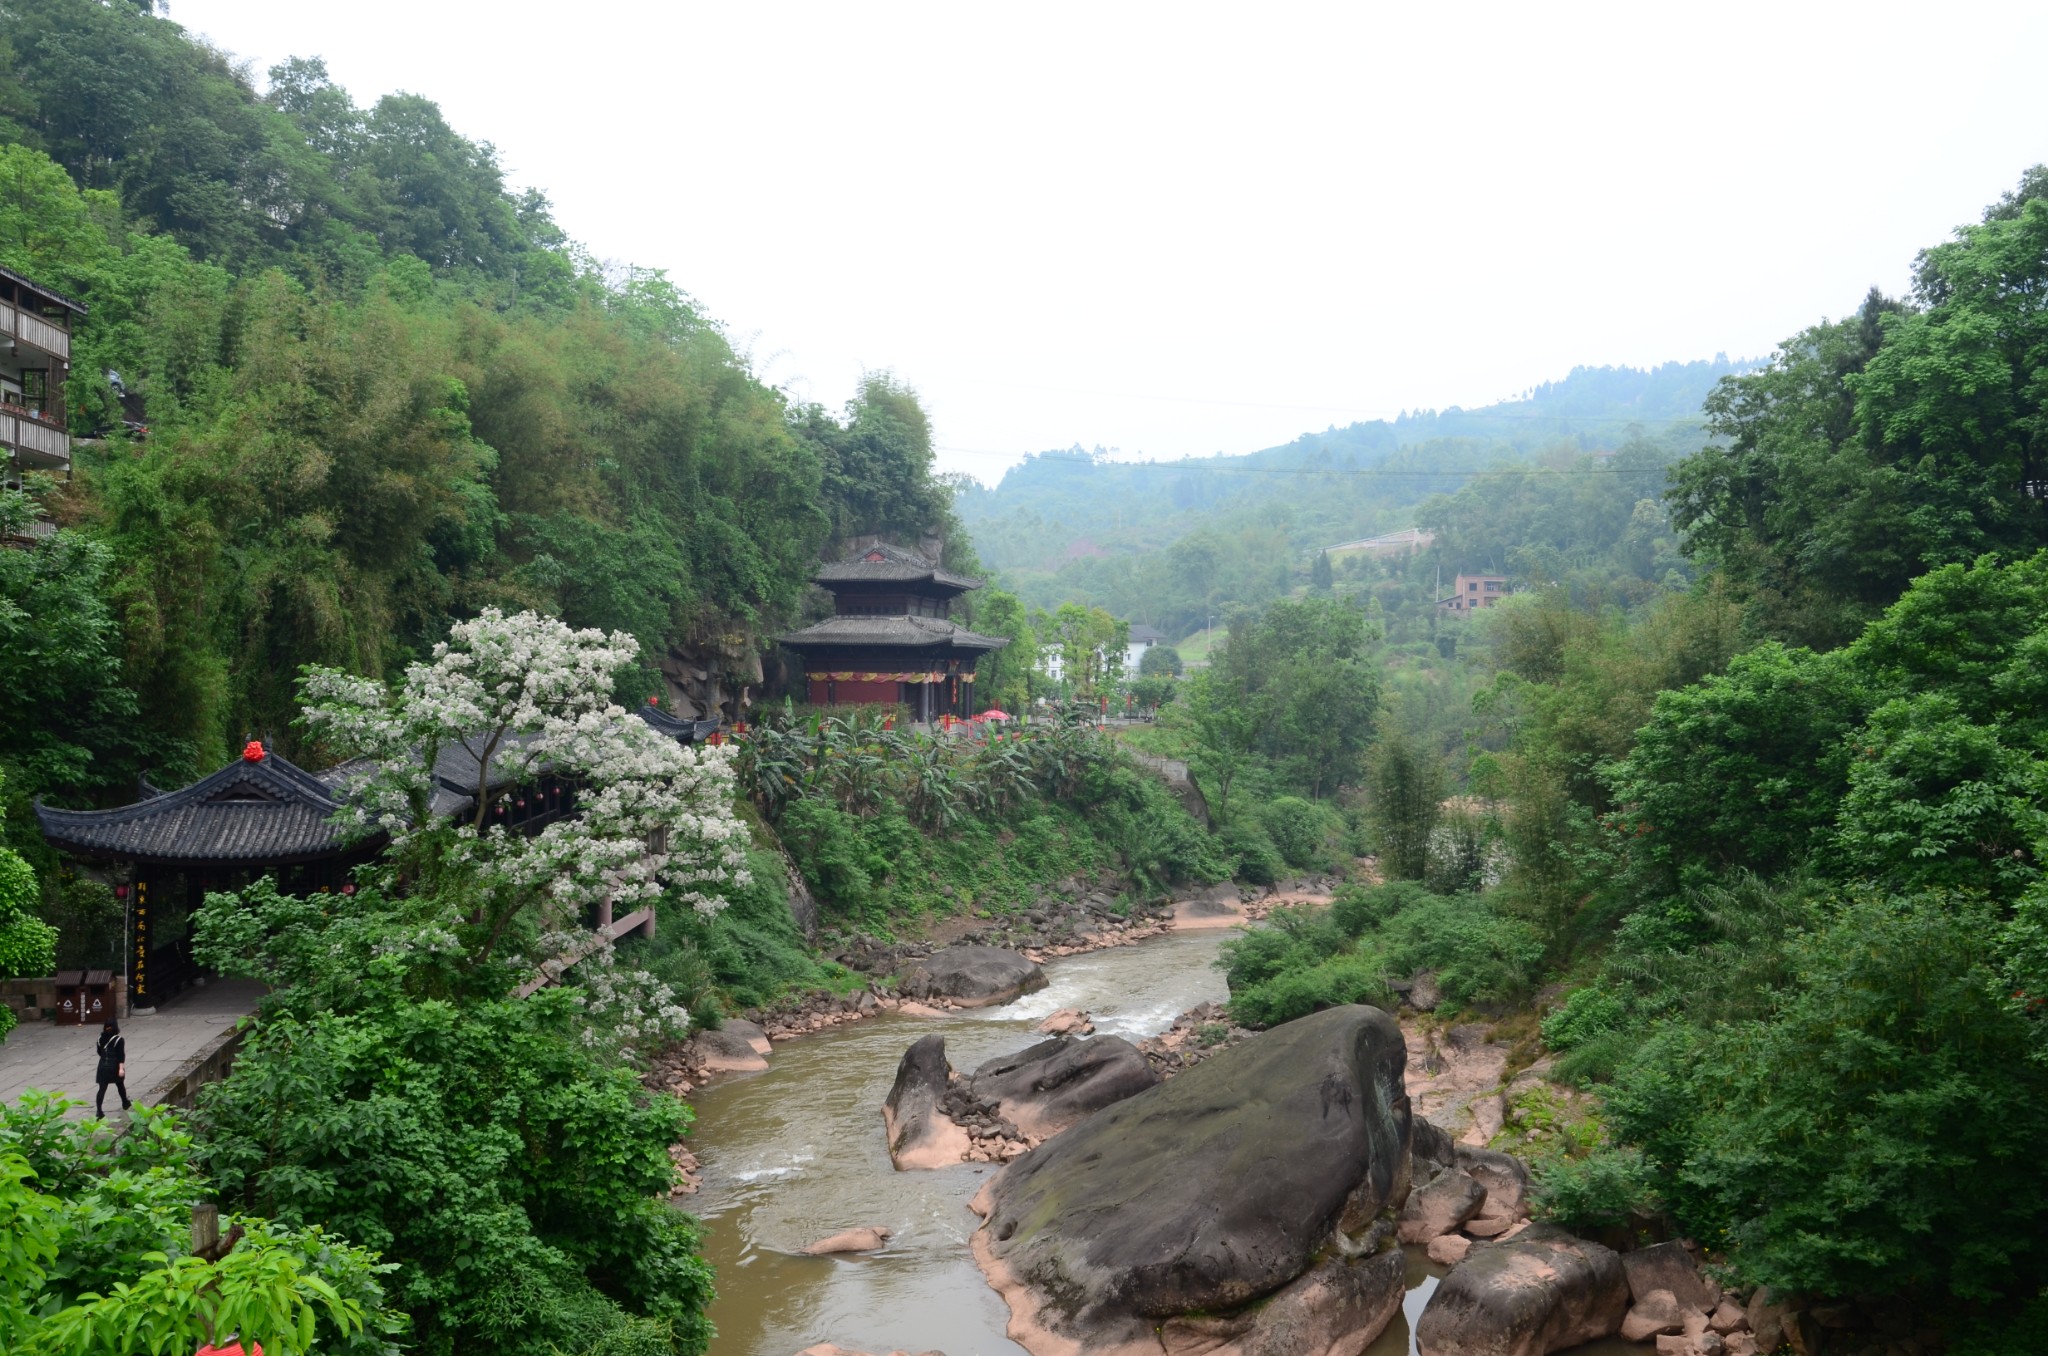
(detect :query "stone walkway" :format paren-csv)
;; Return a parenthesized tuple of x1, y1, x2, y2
(0, 979, 264, 1118)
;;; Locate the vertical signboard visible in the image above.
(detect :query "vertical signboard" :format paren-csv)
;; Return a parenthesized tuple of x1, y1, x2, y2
(130, 877, 151, 1008)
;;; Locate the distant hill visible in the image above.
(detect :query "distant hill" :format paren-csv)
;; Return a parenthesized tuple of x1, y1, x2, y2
(957, 358, 1752, 631)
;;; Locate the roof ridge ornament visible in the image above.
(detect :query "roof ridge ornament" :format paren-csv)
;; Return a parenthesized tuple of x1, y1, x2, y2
(242, 740, 266, 762)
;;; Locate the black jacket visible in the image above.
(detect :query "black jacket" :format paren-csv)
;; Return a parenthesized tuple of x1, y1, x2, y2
(96, 1032, 125, 1082)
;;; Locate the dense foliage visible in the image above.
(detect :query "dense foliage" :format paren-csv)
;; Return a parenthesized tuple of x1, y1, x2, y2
(0, 1094, 403, 1356)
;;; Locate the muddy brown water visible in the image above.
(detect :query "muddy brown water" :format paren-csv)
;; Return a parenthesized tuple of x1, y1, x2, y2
(685, 928, 1642, 1356)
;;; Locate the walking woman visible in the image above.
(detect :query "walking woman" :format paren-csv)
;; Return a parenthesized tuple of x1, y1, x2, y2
(95, 1019, 130, 1116)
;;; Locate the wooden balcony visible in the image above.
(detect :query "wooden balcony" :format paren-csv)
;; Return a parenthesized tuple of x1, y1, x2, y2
(0, 408, 68, 471)
(0, 301, 70, 361)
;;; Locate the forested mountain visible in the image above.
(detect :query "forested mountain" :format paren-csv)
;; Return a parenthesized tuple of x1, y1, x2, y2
(956, 358, 1748, 634)
(0, 0, 971, 820)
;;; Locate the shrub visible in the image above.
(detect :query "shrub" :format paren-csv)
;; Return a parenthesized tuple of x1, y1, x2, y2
(1259, 796, 1347, 872)
(1328, 880, 1439, 938)
(1531, 1145, 1661, 1234)
(1228, 950, 1387, 1028)
(1376, 894, 1544, 1008)
(1219, 818, 1284, 885)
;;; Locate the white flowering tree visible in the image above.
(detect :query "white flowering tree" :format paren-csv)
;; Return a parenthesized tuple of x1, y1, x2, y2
(300, 608, 748, 974)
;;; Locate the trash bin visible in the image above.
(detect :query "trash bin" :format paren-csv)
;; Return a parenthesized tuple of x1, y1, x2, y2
(53, 969, 86, 1026)
(80, 970, 114, 1024)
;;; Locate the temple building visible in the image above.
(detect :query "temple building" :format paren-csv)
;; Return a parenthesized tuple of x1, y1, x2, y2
(778, 542, 1007, 720)
(35, 709, 711, 1010)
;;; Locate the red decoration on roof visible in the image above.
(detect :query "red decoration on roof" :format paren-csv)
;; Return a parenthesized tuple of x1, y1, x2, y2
(241, 741, 265, 763)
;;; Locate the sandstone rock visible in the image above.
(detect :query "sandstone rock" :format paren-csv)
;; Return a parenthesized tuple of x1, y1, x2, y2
(689, 1025, 769, 1074)
(1415, 1224, 1628, 1356)
(1428, 1234, 1473, 1267)
(1454, 1144, 1532, 1219)
(721, 1017, 774, 1056)
(1399, 1167, 1487, 1243)
(1157, 1250, 1406, 1356)
(1622, 1289, 1688, 1341)
(1708, 1299, 1746, 1335)
(1172, 882, 1248, 930)
(896, 946, 1047, 1008)
(975, 1005, 1412, 1351)
(1623, 1241, 1717, 1314)
(1721, 1333, 1758, 1356)
(1409, 970, 1443, 1011)
(882, 1035, 969, 1170)
(1036, 1008, 1094, 1037)
(1414, 1115, 1459, 1177)
(1744, 1289, 1792, 1353)
(801, 1226, 893, 1255)
(1463, 1212, 1516, 1238)
(970, 1035, 1159, 1139)
(791, 1346, 946, 1356)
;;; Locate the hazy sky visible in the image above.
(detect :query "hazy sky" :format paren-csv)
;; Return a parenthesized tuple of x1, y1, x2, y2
(174, 1, 2048, 484)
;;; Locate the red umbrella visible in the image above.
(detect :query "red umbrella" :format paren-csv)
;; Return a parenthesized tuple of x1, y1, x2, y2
(974, 708, 1011, 721)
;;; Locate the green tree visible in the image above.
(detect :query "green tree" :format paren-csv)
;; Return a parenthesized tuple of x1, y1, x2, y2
(1310, 549, 1334, 591)
(1366, 731, 1441, 880)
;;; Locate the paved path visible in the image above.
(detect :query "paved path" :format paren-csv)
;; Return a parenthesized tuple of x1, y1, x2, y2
(0, 979, 264, 1118)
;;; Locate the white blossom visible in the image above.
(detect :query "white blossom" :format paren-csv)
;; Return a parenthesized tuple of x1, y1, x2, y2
(302, 608, 749, 929)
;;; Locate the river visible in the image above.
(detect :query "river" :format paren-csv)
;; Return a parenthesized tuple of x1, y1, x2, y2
(685, 928, 1641, 1356)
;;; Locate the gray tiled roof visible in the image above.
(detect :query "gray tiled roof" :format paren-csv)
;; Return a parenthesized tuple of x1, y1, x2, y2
(778, 614, 1009, 652)
(36, 750, 357, 864)
(813, 541, 982, 591)
(39, 711, 724, 867)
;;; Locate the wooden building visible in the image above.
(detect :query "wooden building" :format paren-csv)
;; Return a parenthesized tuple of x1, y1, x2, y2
(0, 265, 85, 487)
(779, 542, 1007, 720)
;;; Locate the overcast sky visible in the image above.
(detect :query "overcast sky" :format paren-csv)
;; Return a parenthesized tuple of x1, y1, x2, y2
(174, 1, 2048, 484)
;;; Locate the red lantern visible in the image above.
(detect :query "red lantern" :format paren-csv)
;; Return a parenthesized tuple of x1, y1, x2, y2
(341, 882, 356, 896)
(242, 740, 266, 762)
(114, 884, 129, 900)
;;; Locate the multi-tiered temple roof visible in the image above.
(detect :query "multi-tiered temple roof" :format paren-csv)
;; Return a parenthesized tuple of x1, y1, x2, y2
(779, 542, 1006, 717)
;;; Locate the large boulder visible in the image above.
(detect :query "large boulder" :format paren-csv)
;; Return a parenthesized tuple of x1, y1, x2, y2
(973, 1005, 1413, 1353)
(1158, 1250, 1406, 1356)
(690, 1025, 768, 1074)
(896, 946, 1047, 1008)
(969, 1035, 1160, 1139)
(1398, 1167, 1487, 1243)
(801, 1226, 893, 1255)
(1416, 1224, 1629, 1356)
(1622, 1241, 1716, 1314)
(882, 1034, 969, 1170)
(1454, 1144, 1531, 1219)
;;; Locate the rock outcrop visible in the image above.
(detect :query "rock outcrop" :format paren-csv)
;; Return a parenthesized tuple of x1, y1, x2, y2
(1415, 1224, 1628, 1356)
(1399, 1167, 1487, 1243)
(969, 1036, 1160, 1140)
(896, 946, 1047, 1008)
(973, 1004, 1413, 1355)
(688, 1024, 769, 1074)
(882, 1034, 970, 1170)
(800, 1227, 893, 1255)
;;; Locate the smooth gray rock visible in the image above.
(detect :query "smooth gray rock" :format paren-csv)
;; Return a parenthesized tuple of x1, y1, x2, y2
(896, 945, 1047, 1007)
(1416, 1224, 1629, 1356)
(970, 1035, 1159, 1139)
(978, 1005, 1412, 1347)
(881, 1034, 968, 1170)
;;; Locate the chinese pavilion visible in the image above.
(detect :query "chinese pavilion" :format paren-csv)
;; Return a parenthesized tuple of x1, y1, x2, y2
(778, 542, 1007, 720)
(36, 709, 712, 1009)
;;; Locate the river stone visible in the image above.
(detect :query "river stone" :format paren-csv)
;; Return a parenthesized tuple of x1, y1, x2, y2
(1157, 1249, 1406, 1356)
(1398, 1167, 1486, 1243)
(1623, 1241, 1717, 1314)
(896, 945, 1047, 1008)
(800, 1226, 893, 1255)
(1454, 1144, 1532, 1219)
(690, 1025, 768, 1074)
(1416, 1224, 1629, 1356)
(969, 1035, 1159, 1139)
(974, 1004, 1412, 1349)
(882, 1034, 969, 1170)
(722, 1017, 774, 1056)
(1622, 1288, 1689, 1341)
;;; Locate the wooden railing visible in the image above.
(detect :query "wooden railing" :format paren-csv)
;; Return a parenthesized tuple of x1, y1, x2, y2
(16, 309, 68, 360)
(0, 302, 14, 342)
(5, 414, 68, 467)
